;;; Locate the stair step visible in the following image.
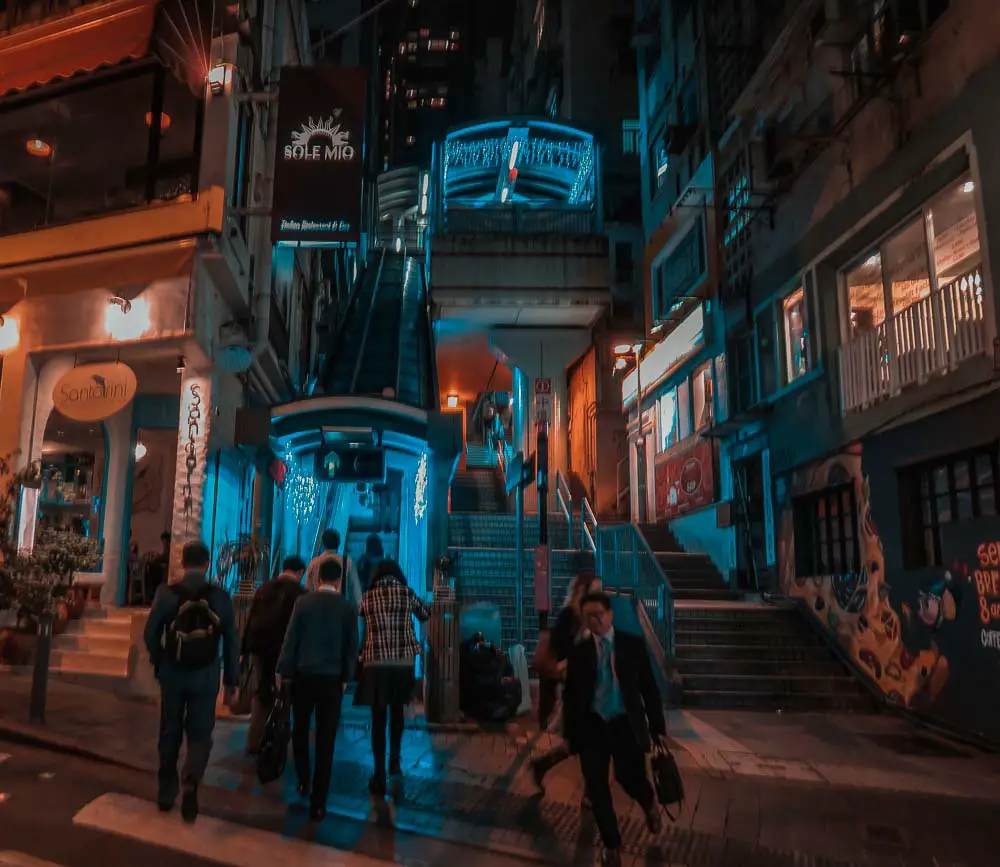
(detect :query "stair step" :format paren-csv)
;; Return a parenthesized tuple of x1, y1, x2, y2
(681, 673, 863, 695)
(674, 630, 824, 647)
(681, 690, 874, 712)
(671, 588, 737, 601)
(65, 618, 132, 638)
(49, 649, 129, 678)
(674, 644, 835, 662)
(678, 658, 846, 676)
(52, 633, 132, 655)
(672, 616, 812, 633)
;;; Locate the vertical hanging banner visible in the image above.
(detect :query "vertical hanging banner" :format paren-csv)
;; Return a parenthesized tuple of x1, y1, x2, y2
(272, 66, 367, 245)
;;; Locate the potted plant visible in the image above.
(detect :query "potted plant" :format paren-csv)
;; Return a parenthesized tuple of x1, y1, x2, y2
(216, 534, 271, 596)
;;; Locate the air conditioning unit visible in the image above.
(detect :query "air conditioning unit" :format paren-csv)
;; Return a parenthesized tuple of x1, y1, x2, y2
(216, 322, 253, 373)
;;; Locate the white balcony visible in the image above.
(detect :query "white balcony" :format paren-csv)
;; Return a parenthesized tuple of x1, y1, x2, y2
(838, 266, 987, 414)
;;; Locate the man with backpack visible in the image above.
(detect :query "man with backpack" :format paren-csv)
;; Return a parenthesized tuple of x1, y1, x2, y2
(242, 555, 308, 754)
(144, 540, 240, 823)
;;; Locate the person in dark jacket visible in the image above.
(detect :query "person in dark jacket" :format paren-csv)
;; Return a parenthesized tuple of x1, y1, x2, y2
(354, 559, 429, 800)
(563, 591, 665, 867)
(277, 557, 359, 821)
(355, 533, 384, 595)
(531, 571, 600, 799)
(241, 555, 307, 754)
(144, 541, 239, 823)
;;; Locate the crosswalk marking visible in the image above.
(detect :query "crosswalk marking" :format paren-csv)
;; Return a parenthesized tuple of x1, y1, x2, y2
(73, 793, 388, 867)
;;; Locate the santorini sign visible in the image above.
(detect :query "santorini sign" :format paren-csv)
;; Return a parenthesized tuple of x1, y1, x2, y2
(52, 363, 138, 422)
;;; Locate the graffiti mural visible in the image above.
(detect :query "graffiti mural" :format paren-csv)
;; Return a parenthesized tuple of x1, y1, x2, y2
(776, 445, 960, 714)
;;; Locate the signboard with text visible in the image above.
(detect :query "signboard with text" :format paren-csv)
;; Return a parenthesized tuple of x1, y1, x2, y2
(272, 66, 367, 245)
(654, 438, 716, 521)
(53, 362, 137, 422)
(534, 378, 552, 424)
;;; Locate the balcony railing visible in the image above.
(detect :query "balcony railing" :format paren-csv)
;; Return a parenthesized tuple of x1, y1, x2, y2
(839, 266, 987, 414)
(441, 205, 598, 235)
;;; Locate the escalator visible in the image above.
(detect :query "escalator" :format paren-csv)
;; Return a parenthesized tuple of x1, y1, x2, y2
(320, 250, 434, 409)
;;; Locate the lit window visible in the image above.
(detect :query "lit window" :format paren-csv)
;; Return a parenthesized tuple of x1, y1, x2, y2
(408, 0, 418, 6)
(405, 88, 417, 98)
(657, 388, 678, 453)
(406, 42, 417, 53)
(782, 287, 810, 383)
(449, 41, 460, 51)
(407, 100, 418, 109)
(449, 29, 460, 39)
(419, 28, 429, 37)
(406, 135, 416, 146)
(428, 39, 449, 50)
(398, 42, 406, 55)
(622, 119, 640, 155)
(692, 363, 713, 430)
(429, 97, 446, 108)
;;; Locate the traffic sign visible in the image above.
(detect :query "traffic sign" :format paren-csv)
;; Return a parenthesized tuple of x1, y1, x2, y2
(534, 378, 553, 424)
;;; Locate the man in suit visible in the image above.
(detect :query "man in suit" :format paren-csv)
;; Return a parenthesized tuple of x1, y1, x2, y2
(563, 590, 664, 867)
(277, 557, 359, 821)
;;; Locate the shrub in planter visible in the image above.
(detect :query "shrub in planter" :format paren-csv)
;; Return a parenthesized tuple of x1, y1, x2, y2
(0, 627, 35, 666)
(52, 601, 70, 635)
(65, 588, 87, 620)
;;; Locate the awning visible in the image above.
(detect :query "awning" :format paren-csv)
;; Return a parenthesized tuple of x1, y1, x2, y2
(0, 238, 197, 315)
(0, 0, 213, 99)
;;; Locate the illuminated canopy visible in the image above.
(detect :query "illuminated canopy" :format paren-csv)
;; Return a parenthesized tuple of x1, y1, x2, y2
(442, 118, 597, 208)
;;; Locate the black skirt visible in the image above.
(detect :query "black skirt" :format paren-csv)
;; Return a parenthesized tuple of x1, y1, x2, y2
(353, 661, 416, 708)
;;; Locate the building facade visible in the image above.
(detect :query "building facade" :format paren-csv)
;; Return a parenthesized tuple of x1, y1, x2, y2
(708, 0, 1000, 742)
(0, 0, 333, 606)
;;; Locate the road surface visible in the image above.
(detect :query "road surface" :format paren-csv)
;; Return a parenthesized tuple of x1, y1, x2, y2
(0, 741, 538, 867)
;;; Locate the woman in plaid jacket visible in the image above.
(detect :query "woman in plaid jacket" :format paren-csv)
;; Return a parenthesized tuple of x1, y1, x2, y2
(354, 558, 430, 798)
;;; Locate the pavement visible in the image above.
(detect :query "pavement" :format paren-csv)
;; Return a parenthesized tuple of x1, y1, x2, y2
(1, 673, 1000, 866)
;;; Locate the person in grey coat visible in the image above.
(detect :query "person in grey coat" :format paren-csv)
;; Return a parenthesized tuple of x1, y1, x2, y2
(143, 541, 240, 823)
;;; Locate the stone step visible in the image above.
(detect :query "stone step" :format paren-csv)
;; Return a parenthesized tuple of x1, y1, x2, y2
(654, 551, 714, 566)
(671, 588, 738, 601)
(681, 689, 874, 712)
(82, 607, 137, 622)
(674, 629, 824, 647)
(52, 633, 132, 655)
(64, 617, 132, 639)
(672, 615, 813, 633)
(681, 672, 863, 695)
(674, 643, 835, 662)
(49, 649, 129, 678)
(671, 604, 796, 619)
(678, 657, 846, 677)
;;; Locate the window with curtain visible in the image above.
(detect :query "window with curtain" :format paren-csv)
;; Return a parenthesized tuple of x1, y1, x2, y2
(782, 287, 810, 383)
(845, 252, 885, 334)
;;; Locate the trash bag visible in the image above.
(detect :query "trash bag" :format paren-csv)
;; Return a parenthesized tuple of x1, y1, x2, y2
(256, 691, 290, 784)
(459, 633, 520, 722)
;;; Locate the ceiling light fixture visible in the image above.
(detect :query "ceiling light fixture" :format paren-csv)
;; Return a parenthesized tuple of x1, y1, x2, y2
(134, 441, 147, 461)
(963, 181, 975, 193)
(446, 393, 459, 408)
(25, 139, 52, 158)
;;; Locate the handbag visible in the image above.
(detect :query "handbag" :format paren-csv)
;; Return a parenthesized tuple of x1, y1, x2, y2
(650, 740, 684, 821)
(256, 691, 291, 784)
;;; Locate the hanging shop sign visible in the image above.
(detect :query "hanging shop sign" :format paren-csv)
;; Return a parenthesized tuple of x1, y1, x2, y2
(314, 445, 386, 484)
(654, 438, 716, 521)
(272, 65, 367, 245)
(52, 363, 137, 422)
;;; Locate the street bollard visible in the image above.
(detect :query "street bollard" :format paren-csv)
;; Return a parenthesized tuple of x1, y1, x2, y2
(30, 612, 53, 725)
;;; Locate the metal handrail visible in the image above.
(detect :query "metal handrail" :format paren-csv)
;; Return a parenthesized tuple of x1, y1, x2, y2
(555, 469, 572, 546)
(394, 254, 412, 400)
(470, 360, 501, 435)
(616, 456, 630, 517)
(581, 496, 598, 555)
(595, 522, 675, 656)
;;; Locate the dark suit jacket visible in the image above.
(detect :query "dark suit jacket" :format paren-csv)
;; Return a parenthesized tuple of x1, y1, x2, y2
(562, 629, 666, 754)
(277, 589, 359, 681)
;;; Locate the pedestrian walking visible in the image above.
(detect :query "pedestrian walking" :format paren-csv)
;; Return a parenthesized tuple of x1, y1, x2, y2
(355, 533, 383, 596)
(277, 557, 359, 820)
(306, 529, 362, 605)
(563, 590, 665, 867)
(354, 559, 429, 800)
(531, 570, 600, 805)
(241, 555, 307, 754)
(143, 540, 240, 823)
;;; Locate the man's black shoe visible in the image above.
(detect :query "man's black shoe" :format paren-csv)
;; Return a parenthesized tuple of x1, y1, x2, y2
(157, 799, 174, 813)
(308, 805, 327, 821)
(181, 781, 199, 824)
(368, 774, 387, 798)
(296, 781, 311, 798)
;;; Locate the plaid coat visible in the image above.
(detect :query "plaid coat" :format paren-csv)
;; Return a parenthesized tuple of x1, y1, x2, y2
(359, 575, 431, 664)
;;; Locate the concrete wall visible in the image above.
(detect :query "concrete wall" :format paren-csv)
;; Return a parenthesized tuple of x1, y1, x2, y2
(670, 505, 737, 580)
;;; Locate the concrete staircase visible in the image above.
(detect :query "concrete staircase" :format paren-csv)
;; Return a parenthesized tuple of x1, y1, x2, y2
(450, 467, 506, 513)
(465, 443, 496, 469)
(448, 512, 590, 657)
(674, 604, 873, 711)
(51, 607, 135, 679)
(629, 523, 871, 712)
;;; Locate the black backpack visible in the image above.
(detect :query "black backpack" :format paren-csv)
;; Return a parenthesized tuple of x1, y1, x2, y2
(165, 584, 222, 669)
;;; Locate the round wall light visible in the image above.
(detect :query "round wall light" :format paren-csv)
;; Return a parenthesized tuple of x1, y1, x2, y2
(25, 139, 52, 158)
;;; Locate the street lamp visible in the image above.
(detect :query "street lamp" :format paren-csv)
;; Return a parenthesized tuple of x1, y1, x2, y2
(613, 341, 646, 409)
